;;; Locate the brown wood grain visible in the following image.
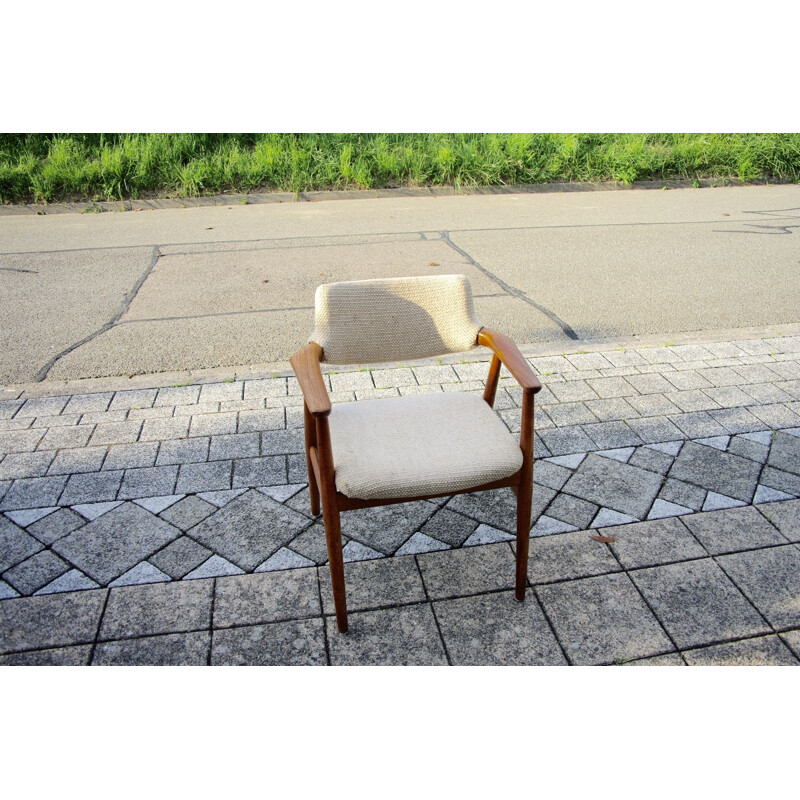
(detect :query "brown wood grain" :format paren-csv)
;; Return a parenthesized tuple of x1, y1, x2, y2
(289, 342, 331, 417)
(477, 328, 542, 393)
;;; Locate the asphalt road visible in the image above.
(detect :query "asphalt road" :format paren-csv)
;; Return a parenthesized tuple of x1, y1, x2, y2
(1, 184, 799, 386)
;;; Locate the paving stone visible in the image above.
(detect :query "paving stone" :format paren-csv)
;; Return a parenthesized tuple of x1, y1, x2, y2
(622, 653, 685, 666)
(754, 485, 794, 503)
(562, 453, 662, 519)
(133, 495, 184, 514)
(154, 437, 209, 466)
(207, 432, 260, 461)
(63, 393, 113, 415)
(630, 559, 770, 650)
(417, 542, 516, 600)
(189, 489, 309, 570)
(668, 441, 760, 503)
(447, 486, 536, 534)
(0, 476, 67, 511)
(0, 515, 44, 572)
(256, 484, 306, 504)
(683, 635, 799, 665)
(342, 501, 437, 554)
(707, 406, 770, 435)
(108, 561, 171, 587)
(584, 397, 639, 422)
(549, 380, 599, 403)
(591, 508, 638, 527)
(342, 540, 383, 561)
(154, 497, 214, 532)
(5, 507, 56, 527)
(35, 569, 100, 594)
(463, 524, 515, 546)
(635, 372, 698, 393)
(414, 508, 476, 547)
(538, 426, 596, 456)
(544, 402, 598, 427)
(139, 417, 190, 442)
(102, 441, 158, 471)
(154, 385, 200, 406)
(212, 619, 327, 666)
(781, 629, 800, 659)
(0, 428, 46, 455)
(260, 429, 304, 456)
(93, 631, 211, 665)
(0, 451, 55, 480)
(184, 554, 244, 579)
(526, 529, 621, 584)
(327, 604, 446, 665)
(545, 493, 599, 529)
(759, 466, 800, 496)
(118, 465, 179, 500)
(626, 394, 682, 417)
(750, 403, 800, 429)
(604, 517, 706, 569)
(717, 546, 800, 630)
(58, 470, 123, 506)
(531, 515, 578, 536)
(626, 416, 685, 444)
(701, 492, 747, 511)
(37, 426, 94, 451)
(767, 431, 800, 476)
(3, 549, 71, 595)
(231, 456, 286, 488)
(0, 589, 107, 654)
(627, 446, 674, 476)
(237, 409, 287, 433)
(435, 590, 567, 666)
(681, 506, 785, 555)
(0, 645, 92, 666)
(18, 396, 69, 417)
(71, 500, 123, 520)
(756, 499, 800, 542)
(189, 412, 238, 438)
(256, 548, 316, 571)
(0, 580, 20, 599)
(196, 488, 247, 507)
(286, 522, 347, 565)
(53, 502, 181, 585)
(108, 388, 158, 411)
(99, 578, 213, 640)
(703, 385, 755, 408)
(395, 532, 450, 555)
(537, 573, 673, 666)
(647, 498, 693, 519)
(727, 435, 769, 464)
(128, 406, 177, 423)
(533, 460, 573, 491)
(582, 421, 643, 449)
(199, 382, 243, 404)
(742, 383, 793, 405)
(668, 411, 730, 439)
(78, 410, 128, 426)
(148, 536, 213, 579)
(214, 568, 320, 627)
(47, 447, 107, 476)
(658, 478, 706, 511)
(585, 376, 637, 399)
(172, 402, 222, 418)
(176, 460, 233, 493)
(89, 421, 142, 446)
(243, 377, 288, 399)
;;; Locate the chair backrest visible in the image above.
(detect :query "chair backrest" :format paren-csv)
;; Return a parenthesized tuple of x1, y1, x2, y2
(310, 274, 483, 365)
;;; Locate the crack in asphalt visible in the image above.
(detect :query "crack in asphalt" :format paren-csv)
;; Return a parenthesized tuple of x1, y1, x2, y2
(33, 245, 162, 382)
(440, 231, 580, 341)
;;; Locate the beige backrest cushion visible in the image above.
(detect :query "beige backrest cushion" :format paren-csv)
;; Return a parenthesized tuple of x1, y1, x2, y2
(310, 274, 482, 364)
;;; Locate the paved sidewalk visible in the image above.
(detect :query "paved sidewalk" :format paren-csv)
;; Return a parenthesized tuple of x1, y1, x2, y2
(2, 332, 800, 664)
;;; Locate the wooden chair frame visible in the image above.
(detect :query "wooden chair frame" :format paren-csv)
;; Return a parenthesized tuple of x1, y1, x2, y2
(290, 327, 542, 633)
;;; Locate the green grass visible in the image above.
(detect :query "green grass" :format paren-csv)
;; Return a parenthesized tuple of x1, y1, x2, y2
(1, 133, 799, 204)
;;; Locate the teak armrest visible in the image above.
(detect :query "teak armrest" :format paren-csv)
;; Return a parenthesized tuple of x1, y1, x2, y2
(290, 342, 332, 417)
(477, 328, 542, 393)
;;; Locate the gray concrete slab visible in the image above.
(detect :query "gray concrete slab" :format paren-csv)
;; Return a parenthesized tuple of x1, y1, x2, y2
(3, 184, 800, 387)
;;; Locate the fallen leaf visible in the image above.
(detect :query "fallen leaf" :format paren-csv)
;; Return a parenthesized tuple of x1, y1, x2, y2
(722, 213, 730, 216)
(429, 262, 439, 266)
(590, 534, 617, 543)
(206, 226, 214, 229)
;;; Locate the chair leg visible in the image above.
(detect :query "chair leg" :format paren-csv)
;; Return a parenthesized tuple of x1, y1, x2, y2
(321, 497, 348, 632)
(515, 473, 533, 601)
(303, 402, 321, 516)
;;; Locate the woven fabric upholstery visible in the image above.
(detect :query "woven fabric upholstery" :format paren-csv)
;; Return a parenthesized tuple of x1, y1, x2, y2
(310, 274, 482, 365)
(328, 392, 523, 500)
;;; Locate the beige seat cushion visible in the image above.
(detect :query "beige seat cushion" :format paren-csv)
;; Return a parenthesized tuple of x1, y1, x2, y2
(328, 392, 523, 500)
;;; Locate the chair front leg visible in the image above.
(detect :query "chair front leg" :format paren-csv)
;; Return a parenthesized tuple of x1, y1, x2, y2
(303, 401, 320, 516)
(515, 390, 536, 601)
(316, 416, 348, 633)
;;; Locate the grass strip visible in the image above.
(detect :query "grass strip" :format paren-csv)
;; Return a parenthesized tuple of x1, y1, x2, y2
(1, 133, 799, 204)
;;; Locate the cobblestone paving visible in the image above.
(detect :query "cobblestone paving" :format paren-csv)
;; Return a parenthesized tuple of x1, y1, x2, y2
(2, 333, 800, 664)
